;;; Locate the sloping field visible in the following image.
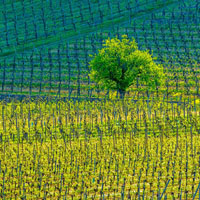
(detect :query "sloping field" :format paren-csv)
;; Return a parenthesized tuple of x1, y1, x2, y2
(0, 1, 200, 198)
(0, 0, 199, 97)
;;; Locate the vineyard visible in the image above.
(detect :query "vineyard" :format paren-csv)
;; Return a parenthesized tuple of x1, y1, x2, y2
(0, 96, 199, 199)
(0, 0, 200, 199)
(0, 0, 199, 96)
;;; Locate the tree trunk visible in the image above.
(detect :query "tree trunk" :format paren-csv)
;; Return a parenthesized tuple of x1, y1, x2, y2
(119, 90, 126, 99)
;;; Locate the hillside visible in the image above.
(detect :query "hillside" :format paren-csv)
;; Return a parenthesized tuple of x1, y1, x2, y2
(0, 0, 199, 97)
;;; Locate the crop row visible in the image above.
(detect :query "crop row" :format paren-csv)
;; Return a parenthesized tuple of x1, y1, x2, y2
(0, 97, 199, 199)
(0, 0, 174, 57)
(0, 0, 199, 97)
(0, 96, 199, 142)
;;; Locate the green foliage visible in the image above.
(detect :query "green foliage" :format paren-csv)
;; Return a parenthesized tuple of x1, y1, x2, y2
(89, 35, 166, 97)
(0, 97, 199, 199)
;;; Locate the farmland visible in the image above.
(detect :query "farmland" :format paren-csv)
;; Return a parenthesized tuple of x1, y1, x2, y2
(0, 94, 199, 198)
(0, 0, 199, 97)
(0, 0, 200, 199)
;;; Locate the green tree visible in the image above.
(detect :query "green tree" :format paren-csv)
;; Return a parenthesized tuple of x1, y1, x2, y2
(89, 35, 165, 99)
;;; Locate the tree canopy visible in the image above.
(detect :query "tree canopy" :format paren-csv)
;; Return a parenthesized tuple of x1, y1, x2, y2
(89, 35, 166, 98)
